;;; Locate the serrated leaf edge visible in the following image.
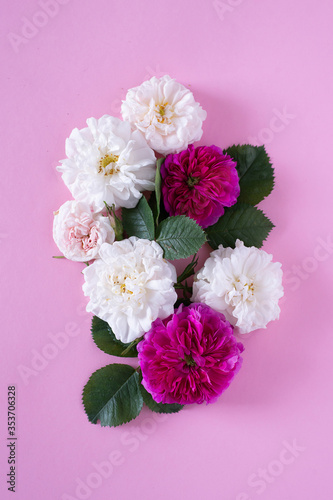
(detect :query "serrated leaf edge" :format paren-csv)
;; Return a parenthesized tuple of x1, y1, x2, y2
(122, 196, 155, 240)
(206, 203, 275, 249)
(138, 374, 184, 414)
(156, 216, 206, 248)
(82, 364, 143, 427)
(91, 316, 138, 357)
(225, 144, 275, 204)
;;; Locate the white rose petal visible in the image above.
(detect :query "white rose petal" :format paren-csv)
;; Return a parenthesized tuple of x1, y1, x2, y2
(192, 240, 284, 334)
(57, 115, 156, 211)
(121, 75, 207, 155)
(53, 200, 115, 262)
(82, 238, 177, 343)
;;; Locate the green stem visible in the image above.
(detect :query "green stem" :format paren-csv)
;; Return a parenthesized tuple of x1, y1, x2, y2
(121, 337, 142, 356)
(175, 281, 193, 301)
(174, 283, 187, 290)
(176, 253, 198, 283)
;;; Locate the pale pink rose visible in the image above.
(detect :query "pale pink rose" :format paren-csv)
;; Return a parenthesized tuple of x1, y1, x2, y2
(53, 201, 115, 262)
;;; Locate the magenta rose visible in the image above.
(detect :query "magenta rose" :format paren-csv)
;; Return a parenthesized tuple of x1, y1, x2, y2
(138, 303, 244, 405)
(160, 145, 240, 228)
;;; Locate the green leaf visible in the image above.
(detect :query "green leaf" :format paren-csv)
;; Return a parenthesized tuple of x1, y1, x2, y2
(206, 203, 274, 250)
(225, 144, 274, 205)
(148, 191, 158, 224)
(150, 158, 172, 226)
(139, 374, 184, 414)
(83, 364, 143, 427)
(154, 158, 164, 224)
(122, 196, 155, 240)
(156, 216, 206, 260)
(91, 316, 138, 357)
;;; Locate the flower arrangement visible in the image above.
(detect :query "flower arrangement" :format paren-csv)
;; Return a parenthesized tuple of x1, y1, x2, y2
(53, 75, 283, 427)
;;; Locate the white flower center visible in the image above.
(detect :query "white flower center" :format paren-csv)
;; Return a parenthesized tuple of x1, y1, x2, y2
(98, 154, 119, 176)
(68, 223, 99, 251)
(153, 102, 173, 125)
(106, 267, 146, 302)
(226, 275, 255, 306)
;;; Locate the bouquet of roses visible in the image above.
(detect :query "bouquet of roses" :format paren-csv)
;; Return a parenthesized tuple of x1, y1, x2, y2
(53, 76, 283, 427)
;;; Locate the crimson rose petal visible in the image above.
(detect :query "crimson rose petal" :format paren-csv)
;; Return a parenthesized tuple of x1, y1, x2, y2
(160, 145, 240, 228)
(138, 303, 244, 405)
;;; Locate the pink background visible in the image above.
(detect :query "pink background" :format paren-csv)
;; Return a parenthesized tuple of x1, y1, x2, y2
(1, 0, 333, 499)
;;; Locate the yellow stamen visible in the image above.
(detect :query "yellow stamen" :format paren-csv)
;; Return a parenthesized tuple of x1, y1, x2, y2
(98, 154, 119, 175)
(159, 104, 167, 116)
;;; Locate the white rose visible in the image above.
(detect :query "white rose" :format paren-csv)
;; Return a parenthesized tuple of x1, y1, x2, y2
(121, 75, 207, 155)
(82, 238, 177, 343)
(192, 240, 283, 334)
(53, 200, 115, 262)
(57, 115, 156, 212)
